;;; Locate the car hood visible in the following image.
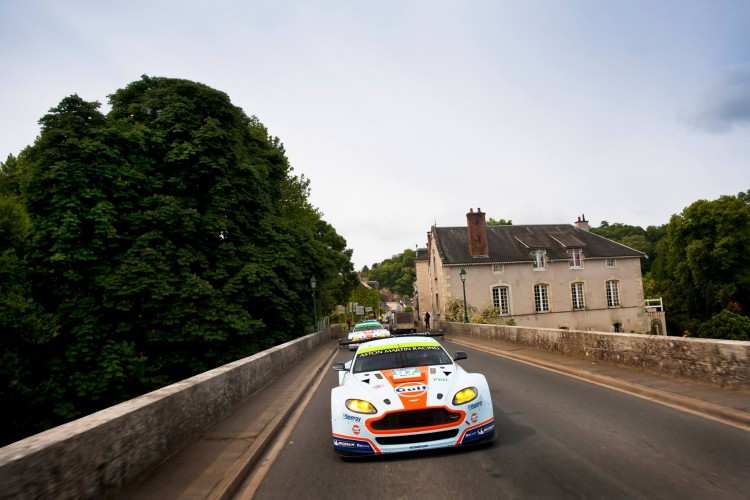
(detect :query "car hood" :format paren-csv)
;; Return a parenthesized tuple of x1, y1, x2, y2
(346, 364, 461, 409)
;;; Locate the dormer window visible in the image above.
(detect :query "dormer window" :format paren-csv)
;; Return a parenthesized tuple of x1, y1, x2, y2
(531, 249, 546, 270)
(568, 248, 583, 268)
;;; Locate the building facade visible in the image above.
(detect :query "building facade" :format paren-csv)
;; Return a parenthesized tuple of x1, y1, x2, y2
(417, 208, 652, 333)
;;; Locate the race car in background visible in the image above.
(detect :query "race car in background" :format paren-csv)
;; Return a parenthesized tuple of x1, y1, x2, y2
(331, 335, 496, 456)
(345, 320, 391, 351)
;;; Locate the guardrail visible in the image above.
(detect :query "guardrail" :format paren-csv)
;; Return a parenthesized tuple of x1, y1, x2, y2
(0, 326, 344, 500)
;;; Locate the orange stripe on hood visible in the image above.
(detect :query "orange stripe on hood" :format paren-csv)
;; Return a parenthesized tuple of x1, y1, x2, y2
(381, 366, 429, 410)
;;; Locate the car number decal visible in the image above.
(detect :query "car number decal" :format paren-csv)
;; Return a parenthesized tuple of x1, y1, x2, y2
(391, 367, 420, 379)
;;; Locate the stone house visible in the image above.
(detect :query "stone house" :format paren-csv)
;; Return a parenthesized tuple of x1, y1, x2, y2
(415, 208, 656, 333)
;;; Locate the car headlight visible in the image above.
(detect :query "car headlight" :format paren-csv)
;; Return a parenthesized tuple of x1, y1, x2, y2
(452, 387, 478, 405)
(346, 399, 377, 414)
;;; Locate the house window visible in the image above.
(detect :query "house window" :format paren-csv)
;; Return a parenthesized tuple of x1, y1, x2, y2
(492, 286, 510, 315)
(492, 264, 503, 274)
(606, 280, 621, 307)
(571, 282, 585, 310)
(568, 248, 583, 268)
(606, 258, 616, 268)
(531, 249, 546, 270)
(534, 283, 550, 312)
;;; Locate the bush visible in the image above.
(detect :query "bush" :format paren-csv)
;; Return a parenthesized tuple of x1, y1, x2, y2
(444, 297, 476, 322)
(696, 310, 750, 341)
(471, 303, 503, 324)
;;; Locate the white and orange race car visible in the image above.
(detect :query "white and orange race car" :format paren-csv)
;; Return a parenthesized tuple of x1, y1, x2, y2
(331, 335, 496, 456)
(344, 320, 391, 351)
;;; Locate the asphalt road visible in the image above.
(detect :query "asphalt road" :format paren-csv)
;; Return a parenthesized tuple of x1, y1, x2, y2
(244, 337, 750, 500)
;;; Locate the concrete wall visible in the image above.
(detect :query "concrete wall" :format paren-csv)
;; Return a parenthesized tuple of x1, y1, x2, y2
(439, 321, 750, 390)
(0, 326, 343, 500)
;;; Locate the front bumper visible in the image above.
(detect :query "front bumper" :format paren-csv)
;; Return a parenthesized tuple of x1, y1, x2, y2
(332, 416, 496, 456)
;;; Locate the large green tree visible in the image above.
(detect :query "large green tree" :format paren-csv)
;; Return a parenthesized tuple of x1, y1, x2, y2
(651, 193, 750, 327)
(0, 175, 59, 443)
(2, 76, 356, 439)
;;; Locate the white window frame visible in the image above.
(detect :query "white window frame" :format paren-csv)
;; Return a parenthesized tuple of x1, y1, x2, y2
(606, 258, 616, 268)
(606, 280, 621, 307)
(491, 285, 510, 315)
(571, 282, 585, 310)
(531, 249, 546, 270)
(534, 283, 550, 312)
(568, 248, 583, 268)
(492, 264, 504, 274)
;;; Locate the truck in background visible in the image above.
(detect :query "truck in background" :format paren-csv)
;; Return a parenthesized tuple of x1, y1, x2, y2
(390, 310, 416, 333)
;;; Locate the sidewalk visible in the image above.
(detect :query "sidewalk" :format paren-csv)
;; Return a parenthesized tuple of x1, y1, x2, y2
(445, 333, 750, 430)
(114, 333, 749, 499)
(113, 338, 340, 500)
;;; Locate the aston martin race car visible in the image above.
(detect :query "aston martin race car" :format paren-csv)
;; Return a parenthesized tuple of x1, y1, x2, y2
(331, 335, 496, 456)
(345, 320, 391, 351)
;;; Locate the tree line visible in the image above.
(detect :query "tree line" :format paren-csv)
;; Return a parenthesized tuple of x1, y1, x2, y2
(0, 76, 359, 446)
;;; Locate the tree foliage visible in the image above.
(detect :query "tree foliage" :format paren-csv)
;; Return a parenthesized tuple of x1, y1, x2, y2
(349, 284, 382, 317)
(590, 222, 665, 274)
(0, 76, 356, 444)
(486, 217, 512, 225)
(651, 193, 750, 326)
(366, 249, 416, 298)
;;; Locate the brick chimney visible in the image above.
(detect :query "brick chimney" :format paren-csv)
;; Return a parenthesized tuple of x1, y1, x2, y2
(574, 214, 590, 231)
(466, 208, 489, 257)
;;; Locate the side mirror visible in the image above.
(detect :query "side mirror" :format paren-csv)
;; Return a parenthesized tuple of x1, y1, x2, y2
(454, 351, 467, 361)
(332, 362, 346, 371)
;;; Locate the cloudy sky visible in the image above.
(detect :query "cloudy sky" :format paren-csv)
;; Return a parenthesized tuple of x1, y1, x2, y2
(2, 1, 749, 269)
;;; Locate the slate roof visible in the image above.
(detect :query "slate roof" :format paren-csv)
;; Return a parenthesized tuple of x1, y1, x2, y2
(432, 224, 645, 266)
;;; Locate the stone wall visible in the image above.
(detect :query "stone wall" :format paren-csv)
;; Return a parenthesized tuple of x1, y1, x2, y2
(439, 321, 750, 390)
(0, 327, 343, 500)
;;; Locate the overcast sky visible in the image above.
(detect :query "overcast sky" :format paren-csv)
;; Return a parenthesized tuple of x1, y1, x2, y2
(2, 1, 749, 269)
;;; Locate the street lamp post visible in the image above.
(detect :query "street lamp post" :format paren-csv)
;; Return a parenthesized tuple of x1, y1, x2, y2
(310, 276, 317, 332)
(459, 268, 468, 323)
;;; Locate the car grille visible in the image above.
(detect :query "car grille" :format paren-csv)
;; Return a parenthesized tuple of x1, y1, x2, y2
(375, 429, 459, 445)
(370, 408, 462, 431)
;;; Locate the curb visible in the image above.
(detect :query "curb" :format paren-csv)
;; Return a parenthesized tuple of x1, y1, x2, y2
(215, 341, 340, 499)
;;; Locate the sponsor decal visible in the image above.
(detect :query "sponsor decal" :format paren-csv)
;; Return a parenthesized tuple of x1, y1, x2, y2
(357, 343, 442, 357)
(392, 367, 420, 379)
(371, 384, 385, 389)
(343, 413, 361, 423)
(468, 401, 482, 410)
(409, 444, 428, 450)
(476, 423, 495, 436)
(394, 383, 428, 398)
(432, 377, 449, 382)
(352, 424, 361, 434)
(460, 421, 495, 443)
(333, 439, 356, 448)
(471, 413, 478, 423)
(333, 437, 376, 453)
(430, 368, 436, 375)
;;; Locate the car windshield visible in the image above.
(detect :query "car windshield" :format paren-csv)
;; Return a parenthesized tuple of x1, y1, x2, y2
(353, 346, 452, 373)
(354, 323, 381, 332)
